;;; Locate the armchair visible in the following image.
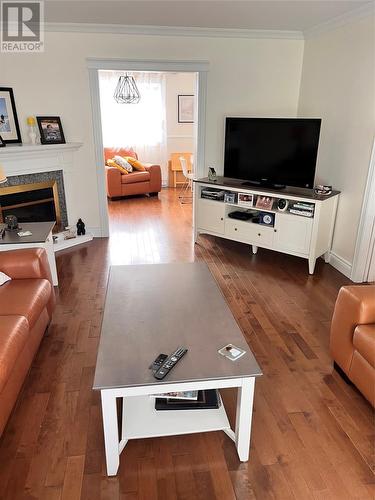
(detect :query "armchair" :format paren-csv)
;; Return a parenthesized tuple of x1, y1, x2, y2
(330, 285, 375, 406)
(104, 147, 162, 198)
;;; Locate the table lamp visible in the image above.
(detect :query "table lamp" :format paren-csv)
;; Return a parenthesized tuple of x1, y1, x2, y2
(0, 164, 7, 184)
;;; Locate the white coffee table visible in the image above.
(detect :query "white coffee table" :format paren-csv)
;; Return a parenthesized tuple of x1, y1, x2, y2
(93, 263, 262, 476)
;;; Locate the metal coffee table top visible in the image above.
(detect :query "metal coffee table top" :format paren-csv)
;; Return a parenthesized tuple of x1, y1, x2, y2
(94, 262, 262, 390)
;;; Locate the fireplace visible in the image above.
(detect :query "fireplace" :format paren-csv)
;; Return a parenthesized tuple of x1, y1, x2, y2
(0, 180, 61, 229)
(0, 171, 68, 232)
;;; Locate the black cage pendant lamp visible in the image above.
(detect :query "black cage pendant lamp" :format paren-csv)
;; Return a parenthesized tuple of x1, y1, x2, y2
(114, 74, 141, 104)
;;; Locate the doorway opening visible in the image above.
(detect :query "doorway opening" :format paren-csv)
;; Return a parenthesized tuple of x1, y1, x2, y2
(88, 59, 208, 240)
(97, 69, 198, 242)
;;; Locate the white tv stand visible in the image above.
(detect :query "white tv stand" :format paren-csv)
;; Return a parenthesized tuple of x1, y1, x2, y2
(193, 178, 340, 274)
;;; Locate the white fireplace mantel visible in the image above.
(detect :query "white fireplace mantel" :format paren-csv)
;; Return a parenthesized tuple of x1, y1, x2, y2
(0, 142, 82, 176)
(0, 142, 83, 233)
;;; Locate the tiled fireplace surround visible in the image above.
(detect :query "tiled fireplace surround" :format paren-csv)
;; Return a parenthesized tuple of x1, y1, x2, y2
(1, 171, 69, 229)
(0, 143, 82, 231)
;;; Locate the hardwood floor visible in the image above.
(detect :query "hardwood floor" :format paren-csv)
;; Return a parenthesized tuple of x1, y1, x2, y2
(0, 188, 373, 500)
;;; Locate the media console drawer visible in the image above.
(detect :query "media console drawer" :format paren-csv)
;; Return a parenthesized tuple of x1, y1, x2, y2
(225, 219, 274, 246)
(196, 199, 225, 234)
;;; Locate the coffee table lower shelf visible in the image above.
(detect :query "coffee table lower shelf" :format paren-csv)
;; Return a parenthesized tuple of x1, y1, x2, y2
(99, 377, 256, 476)
(122, 394, 231, 441)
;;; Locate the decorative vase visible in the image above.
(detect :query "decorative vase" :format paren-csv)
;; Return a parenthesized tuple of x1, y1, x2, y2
(28, 125, 37, 145)
(26, 117, 37, 145)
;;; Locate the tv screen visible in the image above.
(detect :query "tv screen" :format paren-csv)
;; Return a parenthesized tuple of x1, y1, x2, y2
(224, 118, 321, 189)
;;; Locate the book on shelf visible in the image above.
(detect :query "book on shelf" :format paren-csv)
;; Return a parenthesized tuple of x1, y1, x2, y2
(154, 390, 221, 411)
(151, 391, 198, 400)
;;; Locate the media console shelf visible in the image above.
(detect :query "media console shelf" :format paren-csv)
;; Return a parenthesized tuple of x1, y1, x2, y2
(193, 177, 340, 274)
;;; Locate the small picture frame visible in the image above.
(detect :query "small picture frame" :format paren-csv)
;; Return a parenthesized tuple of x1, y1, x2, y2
(255, 196, 274, 210)
(0, 135, 5, 147)
(224, 192, 236, 204)
(208, 167, 217, 181)
(0, 87, 22, 144)
(238, 193, 254, 208)
(178, 95, 194, 123)
(36, 116, 66, 145)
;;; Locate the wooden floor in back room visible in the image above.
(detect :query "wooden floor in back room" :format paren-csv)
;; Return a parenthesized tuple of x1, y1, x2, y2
(0, 188, 373, 500)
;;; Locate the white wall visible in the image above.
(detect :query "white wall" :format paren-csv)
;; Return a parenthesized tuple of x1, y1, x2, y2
(0, 31, 304, 233)
(298, 14, 375, 270)
(165, 72, 196, 161)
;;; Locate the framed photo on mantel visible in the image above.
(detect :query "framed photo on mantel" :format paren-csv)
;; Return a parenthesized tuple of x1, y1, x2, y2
(0, 87, 22, 144)
(36, 116, 66, 145)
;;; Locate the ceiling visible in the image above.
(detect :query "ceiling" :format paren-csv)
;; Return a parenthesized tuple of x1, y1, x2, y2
(45, 1, 373, 32)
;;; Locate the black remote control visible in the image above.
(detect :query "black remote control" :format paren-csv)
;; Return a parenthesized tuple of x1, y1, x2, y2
(154, 347, 188, 380)
(149, 353, 168, 372)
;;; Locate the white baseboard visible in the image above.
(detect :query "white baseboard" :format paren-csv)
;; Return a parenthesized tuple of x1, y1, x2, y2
(329, 251, 352, 279)
(86, 226, 102, 237)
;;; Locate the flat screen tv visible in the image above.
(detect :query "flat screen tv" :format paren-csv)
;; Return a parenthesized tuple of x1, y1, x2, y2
(224, 117, 321, 189)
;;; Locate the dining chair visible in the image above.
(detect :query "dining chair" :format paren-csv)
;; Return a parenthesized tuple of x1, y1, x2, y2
(179, 156, 194, 204)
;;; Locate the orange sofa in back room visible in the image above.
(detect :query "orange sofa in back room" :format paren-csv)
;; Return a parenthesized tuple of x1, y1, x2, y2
(104, 147, 162, 199)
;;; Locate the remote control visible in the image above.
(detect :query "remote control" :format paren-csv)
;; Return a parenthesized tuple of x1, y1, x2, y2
(149, 353, 168, 372)
(154, 347, 188, 380)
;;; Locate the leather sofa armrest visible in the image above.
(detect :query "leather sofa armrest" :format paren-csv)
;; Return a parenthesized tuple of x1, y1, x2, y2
(105, 165, 122, 198)
(330, 285, 375, 372)
(144, 164, 162, 193)
(0, 248, 56, 317)
(0, 248, 53, 282)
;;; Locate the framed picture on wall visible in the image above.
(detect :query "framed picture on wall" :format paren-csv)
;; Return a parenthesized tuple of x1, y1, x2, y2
(36, 116, 66, 145)
(0, 87, 22, 144)
(178, 95, 194, 123)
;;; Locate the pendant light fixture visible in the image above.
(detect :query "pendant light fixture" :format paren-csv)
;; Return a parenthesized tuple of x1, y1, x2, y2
(114, 74, 141, 104)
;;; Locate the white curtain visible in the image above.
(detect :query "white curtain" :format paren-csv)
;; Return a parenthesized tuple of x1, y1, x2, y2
(99, 70, 168, 182)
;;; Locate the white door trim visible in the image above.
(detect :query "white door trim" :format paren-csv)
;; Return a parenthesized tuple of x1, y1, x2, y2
(87, 58, 209, 237)
(351, 137, 375, 282)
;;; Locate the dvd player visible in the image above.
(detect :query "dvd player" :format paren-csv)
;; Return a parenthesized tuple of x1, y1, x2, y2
(228, 211, 256, 221)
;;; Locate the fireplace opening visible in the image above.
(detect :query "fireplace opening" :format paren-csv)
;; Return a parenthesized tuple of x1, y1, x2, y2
(0, 181, 62, 231)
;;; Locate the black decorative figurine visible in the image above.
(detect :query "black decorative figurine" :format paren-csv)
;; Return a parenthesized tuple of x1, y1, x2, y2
(76, 218, 85, 236)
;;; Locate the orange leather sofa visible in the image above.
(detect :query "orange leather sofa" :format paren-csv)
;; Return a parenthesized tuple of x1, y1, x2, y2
(0, 248, 56, 436)
(330, 285, 375, 406)
(104, 147, 162, 198)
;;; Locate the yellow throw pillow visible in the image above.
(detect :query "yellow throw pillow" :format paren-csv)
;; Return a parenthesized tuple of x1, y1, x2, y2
(106, 158, 129, 174)
(124, 157, 146, 172)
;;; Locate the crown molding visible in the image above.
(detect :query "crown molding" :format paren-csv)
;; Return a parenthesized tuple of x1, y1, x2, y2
(304, 1, 375, 39)
(44, 22, 304, 40)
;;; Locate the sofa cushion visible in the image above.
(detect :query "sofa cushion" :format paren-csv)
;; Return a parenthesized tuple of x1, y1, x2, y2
(0, 279, 52, 328)
(124, 157, 146, 172)
(353, 325, 375, 368)
(113, 156, 133, 172)
(0, 315, 29, 393)
(121, 171, 151, 184)
(0, 272, 11, 286)
(107, 158, 129, 175)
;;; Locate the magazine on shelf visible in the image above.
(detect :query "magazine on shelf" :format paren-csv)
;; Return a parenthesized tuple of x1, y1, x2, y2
(154, 390, 221, 411)
(150, 391, 198, 400)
